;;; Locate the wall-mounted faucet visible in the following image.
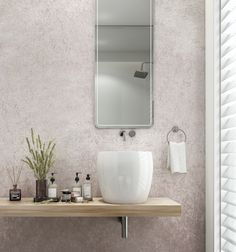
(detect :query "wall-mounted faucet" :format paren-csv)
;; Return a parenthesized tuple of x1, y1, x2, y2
(119, 130, 126, 141)
(119, 130, 136, 141)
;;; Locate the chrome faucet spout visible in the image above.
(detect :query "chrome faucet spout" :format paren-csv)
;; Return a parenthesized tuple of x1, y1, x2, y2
(119, 130, 126, 141)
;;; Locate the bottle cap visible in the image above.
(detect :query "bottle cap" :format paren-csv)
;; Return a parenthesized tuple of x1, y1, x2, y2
(61, 189, 71, 194)
(86, 174, 90, 180)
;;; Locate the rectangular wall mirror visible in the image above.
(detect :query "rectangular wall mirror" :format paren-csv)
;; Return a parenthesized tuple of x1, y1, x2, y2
(95, 0, 153, 128)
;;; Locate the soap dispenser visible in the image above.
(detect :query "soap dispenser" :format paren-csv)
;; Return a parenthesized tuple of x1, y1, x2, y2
(48, 173, 58, 201)
(71, 172, 82, 202)
(83, 174, 92, 201)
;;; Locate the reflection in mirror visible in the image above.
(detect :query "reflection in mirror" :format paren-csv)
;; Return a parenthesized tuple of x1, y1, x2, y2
(96, 0, 153, 128)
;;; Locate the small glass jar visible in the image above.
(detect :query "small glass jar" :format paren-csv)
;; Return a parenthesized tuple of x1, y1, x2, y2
(61, 190, 71, 202)
(9, 184, 21, 201)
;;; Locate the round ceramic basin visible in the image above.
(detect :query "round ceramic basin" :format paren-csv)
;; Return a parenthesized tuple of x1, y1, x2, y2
(97, 151, 153, 204)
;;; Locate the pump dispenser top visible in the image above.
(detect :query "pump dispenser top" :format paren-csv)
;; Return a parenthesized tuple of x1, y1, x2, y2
(50, 173, 55, 184)
(75, 172, 80, 183)
(86, 174, 90, 181)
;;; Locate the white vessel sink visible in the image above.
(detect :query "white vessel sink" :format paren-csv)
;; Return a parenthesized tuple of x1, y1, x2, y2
(97, 151, 153, 204)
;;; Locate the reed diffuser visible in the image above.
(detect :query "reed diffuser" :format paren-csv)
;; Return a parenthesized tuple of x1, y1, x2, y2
(7, 166, 22, 201)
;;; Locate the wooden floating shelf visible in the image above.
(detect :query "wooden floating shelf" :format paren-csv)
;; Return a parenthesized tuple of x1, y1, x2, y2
(0, 197, 181, 217)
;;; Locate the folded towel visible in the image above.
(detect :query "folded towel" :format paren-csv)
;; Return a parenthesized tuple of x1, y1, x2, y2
(167, 141, 187, 174)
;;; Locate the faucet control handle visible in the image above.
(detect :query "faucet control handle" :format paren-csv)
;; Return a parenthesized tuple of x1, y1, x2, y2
(128, 130, 136, 138)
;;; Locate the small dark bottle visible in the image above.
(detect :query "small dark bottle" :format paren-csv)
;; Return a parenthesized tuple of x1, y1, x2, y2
(9, 184, 21, 201)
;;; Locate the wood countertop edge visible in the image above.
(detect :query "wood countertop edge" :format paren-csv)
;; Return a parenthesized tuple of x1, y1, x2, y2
(0, 197, 181, 217)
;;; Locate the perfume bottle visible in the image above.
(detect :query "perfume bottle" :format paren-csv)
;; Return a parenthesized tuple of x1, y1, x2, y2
(71, 172, 82, 203)
(9, 184, 21, 201)
(83, 174, 92, 201)
(48, 173, 58, 200)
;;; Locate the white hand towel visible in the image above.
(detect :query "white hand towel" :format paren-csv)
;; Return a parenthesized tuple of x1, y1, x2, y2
(167, 141, 187, 174)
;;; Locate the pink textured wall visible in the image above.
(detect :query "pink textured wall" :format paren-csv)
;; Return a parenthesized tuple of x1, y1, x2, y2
(0, 0, 205, 251)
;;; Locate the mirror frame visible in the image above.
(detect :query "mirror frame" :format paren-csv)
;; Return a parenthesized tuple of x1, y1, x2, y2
(95, 0, 154, 129)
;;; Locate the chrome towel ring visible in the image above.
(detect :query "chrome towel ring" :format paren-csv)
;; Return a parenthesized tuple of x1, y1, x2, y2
(167, 126, 187, 143)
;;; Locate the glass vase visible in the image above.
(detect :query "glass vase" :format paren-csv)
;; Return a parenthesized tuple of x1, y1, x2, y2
(35, 180, 47, 202)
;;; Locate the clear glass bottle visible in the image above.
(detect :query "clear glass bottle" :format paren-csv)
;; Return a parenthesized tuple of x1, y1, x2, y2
(48, 173, 58, 200)
(71, 172, 82, 202)
(83, 174, 92, 201)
